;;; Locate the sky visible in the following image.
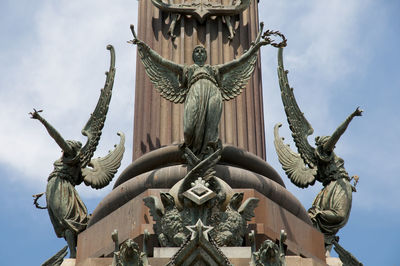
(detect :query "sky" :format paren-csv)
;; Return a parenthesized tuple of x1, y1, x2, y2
(0, 0, 399, 265)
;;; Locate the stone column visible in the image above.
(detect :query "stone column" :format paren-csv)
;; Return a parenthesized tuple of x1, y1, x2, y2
(132, 0, 266, 160)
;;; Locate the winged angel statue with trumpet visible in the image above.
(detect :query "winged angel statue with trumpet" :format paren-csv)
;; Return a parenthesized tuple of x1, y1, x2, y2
(129, 23, 285, 159)
(31, 45, 125, 258)
(274, 48, 362, 252)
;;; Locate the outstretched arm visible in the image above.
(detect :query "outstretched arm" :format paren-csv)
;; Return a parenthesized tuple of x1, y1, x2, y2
(217, 23, 287, 74)
(129, 25, 183, 73)
(323, 107, 363, 152)
(29, 109, 74, 155)
(218, 40, 269, 74)
(217, 25, 270, 74)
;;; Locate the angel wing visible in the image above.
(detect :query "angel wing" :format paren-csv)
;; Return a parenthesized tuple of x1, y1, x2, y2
(82, 132, 125, 189)
(41, 246, 68, 266)
(333, 240, 363, 266)
(238, 197, 259, 222)
(217, 23, 265, 101)
(277, 47, 317, 168)
(129, 26, 187, 104)
(80, 45, 116, 168)
(274, 123, 317, 188)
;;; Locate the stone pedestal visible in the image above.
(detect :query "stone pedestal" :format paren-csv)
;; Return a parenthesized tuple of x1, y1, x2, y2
(65, 255, 335, 266)
(326, 257, 343, 266)
(76, 188, 325, 264)
(61, 259, 77, 266)
(74, 145, 326, 265)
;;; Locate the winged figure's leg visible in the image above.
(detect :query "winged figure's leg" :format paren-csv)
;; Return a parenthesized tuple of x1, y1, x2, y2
(184, 80, 222, 158)
(203, 89, 222, 157)
(65, 229, 77, 258)
(223, 16, 235, 41)
(168, 13, 181, 40)
(184, 85, 203, 155)
(46, 176, 89, 258)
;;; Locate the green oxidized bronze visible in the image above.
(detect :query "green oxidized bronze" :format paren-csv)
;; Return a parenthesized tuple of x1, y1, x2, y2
(167, 219, 232, 266)
(250, 230, 287, 266)
(110, 229, 149, 266)
(41, 246, 68, 266)
(273, 48, 361, 252)
(144, 191, 190, 247)
(144, 145, 258, 247)
(31, 45, 125, 258)
(332, 239, 363, 266)
(129, 23, 283, 159)
(150, 0, 254, 40)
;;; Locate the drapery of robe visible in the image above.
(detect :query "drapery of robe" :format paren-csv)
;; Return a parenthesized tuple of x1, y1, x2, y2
(46, 159, 88, 238)
(309, 177, 353, 240)
(183, 65, 222, 157)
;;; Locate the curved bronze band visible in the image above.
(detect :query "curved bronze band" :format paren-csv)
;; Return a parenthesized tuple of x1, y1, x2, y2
(114, 145, 285, 188)
(89, 164, 309, 227)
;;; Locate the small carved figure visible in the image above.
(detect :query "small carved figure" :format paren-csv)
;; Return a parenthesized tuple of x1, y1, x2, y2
(31, 45, 125, 258)
(161, 0, 244, 41)
(151, 0, 252, 40)
(129, 23, 281, 158)
(110, 229, 149, 266)
(167, 13, 181, 40)
(208, 192, 259, 246)
(250, 230, 287, 266)
(150, 0, 253, 23)
(273, 48, 362, 252)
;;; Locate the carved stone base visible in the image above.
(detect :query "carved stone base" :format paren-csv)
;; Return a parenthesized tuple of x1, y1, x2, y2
(63, 256, 331, 266)
(61, 259, 77, 266)
(286, 256, 328, 266)
(76, 189, 325, 264)
(153, 247, 252, 259)
(326, 257, 343, 266)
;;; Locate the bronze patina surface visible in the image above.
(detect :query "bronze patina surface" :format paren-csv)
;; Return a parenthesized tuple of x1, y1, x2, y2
(274, 48, 361, 253)
(31, 45, 125, 259)
(129, 23, 283, 160)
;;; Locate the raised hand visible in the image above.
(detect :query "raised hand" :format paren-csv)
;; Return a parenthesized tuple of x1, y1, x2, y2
(29, 108, 43, 120)
(128, 24, 139, 45)
(352, 107, 363, 117)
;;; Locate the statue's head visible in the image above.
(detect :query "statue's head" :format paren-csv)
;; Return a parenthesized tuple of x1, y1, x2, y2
(315, 136, 330, 148)
(257, 240, 280, 265)
(66, 140, 82, 154)
(119, 239, 141, 264)
(192, 45, 207, 66)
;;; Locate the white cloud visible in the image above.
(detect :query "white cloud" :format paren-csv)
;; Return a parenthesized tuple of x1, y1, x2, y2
(258, 0, 400, 212)
(0, 0, 138, 197)
(1, 0, 398, 214)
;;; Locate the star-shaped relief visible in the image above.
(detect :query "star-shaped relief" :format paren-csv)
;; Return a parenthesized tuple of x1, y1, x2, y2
(186, 219, 213, 241)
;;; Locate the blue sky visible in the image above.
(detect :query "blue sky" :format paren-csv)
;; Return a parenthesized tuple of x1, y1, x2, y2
(0, 0, 399, 265)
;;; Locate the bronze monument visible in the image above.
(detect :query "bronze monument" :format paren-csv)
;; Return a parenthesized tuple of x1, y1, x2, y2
(32, 1, 364, 265)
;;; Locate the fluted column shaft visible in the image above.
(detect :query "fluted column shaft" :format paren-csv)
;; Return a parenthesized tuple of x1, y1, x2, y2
(133, 0, 266, 160)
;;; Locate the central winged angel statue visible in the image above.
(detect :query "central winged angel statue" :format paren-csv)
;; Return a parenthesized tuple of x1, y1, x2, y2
(273, 48, 362, 253)
(129, 23, 278, 159)
(31, 45, 125, 258)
